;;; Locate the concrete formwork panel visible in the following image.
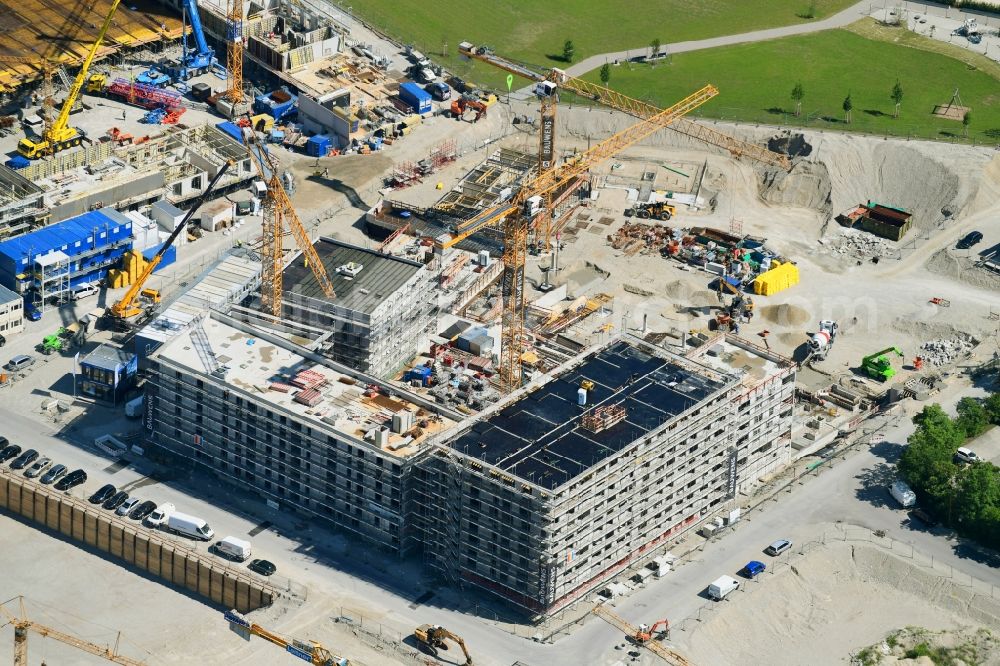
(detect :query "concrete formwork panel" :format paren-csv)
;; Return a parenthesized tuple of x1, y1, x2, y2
(184, 557, 200, 594)
(134, 533, 149, 570)
(110, 523, 125, 559)
(84, 511, 99, 547)
(45, 495, 61, 531)
(146, 540, 163, 577)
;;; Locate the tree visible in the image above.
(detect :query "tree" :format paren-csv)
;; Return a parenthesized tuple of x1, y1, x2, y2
(956, 397, 990, 438)
(790, 82, 804, 117)
(599, 62, 611, 85)
(562, 39, 575, 63)
(985, 392, 1000, 425)
(650, 38, 661, 59)
(842, 92, 853, 123)
(890, 80, 904, 119)
(963, 109, 972, 137)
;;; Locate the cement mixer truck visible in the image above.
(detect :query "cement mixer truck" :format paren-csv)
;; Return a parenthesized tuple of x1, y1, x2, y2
(807, 320, 838, 361)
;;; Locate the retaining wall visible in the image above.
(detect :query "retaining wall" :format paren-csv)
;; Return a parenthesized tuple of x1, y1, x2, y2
(0, 470, 274, 612)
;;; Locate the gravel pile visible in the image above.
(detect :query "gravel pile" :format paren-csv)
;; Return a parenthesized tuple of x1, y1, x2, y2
(919, 335, 977, 366)
(833, 229, 895, 259)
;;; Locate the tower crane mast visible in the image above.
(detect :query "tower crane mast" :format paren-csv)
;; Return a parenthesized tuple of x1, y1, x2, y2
(240, 116, 335, 316)
(1, 597, 146, 666)
(438, 84, 718, 392)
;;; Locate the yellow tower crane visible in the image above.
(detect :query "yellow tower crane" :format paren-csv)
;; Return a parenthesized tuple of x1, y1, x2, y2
(239, 115, 335, 316)
(458, 42, 792, 251)
(437, 85, 718, 392)
(17, 0, 125, 158)
(593, 605, 690, 666)
(1, 597, 146, 665)
(225, 0, 245, 106)
(224, 610, 351, 665)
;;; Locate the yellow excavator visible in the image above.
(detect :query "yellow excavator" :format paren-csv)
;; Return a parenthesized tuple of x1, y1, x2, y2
(17, 0, 124, 157)
(414, 624, 473, 665)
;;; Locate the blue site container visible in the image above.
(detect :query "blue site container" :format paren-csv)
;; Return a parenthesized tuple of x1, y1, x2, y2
(307, 135, 332, 157)
(404, 365, 432, 386)
(217, 121, 244, 144)
(143, 243, 177, 272)
(399, 82, 432, 114)
(254, 88, 297, 121)
(0, 209, 133, 290)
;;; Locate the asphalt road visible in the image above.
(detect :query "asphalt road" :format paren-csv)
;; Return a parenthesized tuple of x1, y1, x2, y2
(1, 376, 997, 665)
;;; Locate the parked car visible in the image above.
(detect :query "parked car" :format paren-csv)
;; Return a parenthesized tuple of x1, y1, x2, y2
(24, 456, 52, 478)
(0, 444, 22, 463)
(909, 507, 937, 527)
(116, 497, 140, 516)
(9, 449, 38, 470)
(129, 500, 157, 521)
(742, 560, 766, 578)
(247, 559, 276, 576)
(103, 490, 129, 511)
(0, 436, 8, 448)
(957, 230, 984, 249)
(764, 539, 793, 556)
(5, 354, 35, 372)
(23, 303, 41, 322)
(145, 502, 175, 527)
(89, 484, 117, 504)
(955, 447, 981, 464)
(40, 464, 67, 484)
(890, 480, 916, 508)
(55, 469, 87, 491)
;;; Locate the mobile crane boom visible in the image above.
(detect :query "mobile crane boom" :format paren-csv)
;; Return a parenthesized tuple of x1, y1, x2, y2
(109, 160, 234, 321)
(17, 0, 124, 158)
(224, 610, 351, 665)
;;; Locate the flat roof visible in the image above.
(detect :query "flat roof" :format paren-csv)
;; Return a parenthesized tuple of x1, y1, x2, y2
(446, 338, 733, 490)
(687, 335, 793, 389)
(0, 283, 19, 305)
(155, 316, 452, 457)
(283, 237, 423, 315)
(82, 343, 136, 371)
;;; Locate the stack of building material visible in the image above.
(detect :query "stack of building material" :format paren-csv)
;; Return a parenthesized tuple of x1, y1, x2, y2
(294, 388, 324, 406)
(581, 404, 627, 433)
(752, 261, 799, 296)
(291, 368, 327, 390)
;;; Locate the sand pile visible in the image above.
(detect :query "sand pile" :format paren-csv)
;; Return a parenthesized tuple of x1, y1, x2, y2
(856, 626, 1000, 666)
(760, 159, 833, 214)
(760, 303, 810, 326)
(681, 541, 1000, 666)
(925, 248, 1000, 291)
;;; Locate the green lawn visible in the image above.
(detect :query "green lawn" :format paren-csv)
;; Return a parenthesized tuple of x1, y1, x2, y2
(578, 28, 1000, 143)
(346, 0, 856, 88)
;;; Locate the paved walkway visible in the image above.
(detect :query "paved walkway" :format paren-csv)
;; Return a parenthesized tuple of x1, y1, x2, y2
(562, 0, 872, 76)
(561, 0, 991, 77)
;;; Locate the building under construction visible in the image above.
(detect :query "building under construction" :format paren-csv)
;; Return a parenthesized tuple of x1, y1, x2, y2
(0, 123, 254, 237)
(413, 334, 795, 615)
(0, 0, 184, 94)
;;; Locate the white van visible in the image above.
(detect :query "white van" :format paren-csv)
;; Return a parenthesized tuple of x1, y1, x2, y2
(889, 480, 916, 508)
(215, 536, 252, 561)
(708, 575, 740, 601)
(71, 283, 99, 301)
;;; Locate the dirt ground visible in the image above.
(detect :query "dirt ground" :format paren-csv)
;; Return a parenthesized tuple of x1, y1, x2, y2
(676, 540, 1000, 665)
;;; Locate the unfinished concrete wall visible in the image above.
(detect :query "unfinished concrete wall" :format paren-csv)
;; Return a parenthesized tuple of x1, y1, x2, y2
(0, 471, 274, 612)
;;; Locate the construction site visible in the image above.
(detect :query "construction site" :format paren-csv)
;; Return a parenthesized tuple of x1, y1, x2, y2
(0, 1, 997, 665)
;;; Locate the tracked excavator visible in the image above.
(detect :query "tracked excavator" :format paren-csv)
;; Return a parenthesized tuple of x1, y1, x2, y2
(414, 624, 473, 665)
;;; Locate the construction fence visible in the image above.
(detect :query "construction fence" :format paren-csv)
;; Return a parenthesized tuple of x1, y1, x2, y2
(0, 467, 278, 613)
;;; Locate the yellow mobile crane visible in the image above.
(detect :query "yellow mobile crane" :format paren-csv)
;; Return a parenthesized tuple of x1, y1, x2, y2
(108, 160, 234, 324)
(224, 610, 351, 665)
(17, 0, 125, 158)
(1, 596, 146, 666)
(437, 85, 718, 392)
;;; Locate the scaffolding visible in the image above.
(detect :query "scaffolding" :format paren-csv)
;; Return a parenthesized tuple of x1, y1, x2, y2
(580, 404, 627, 433)
(32, 250, 71, 311)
